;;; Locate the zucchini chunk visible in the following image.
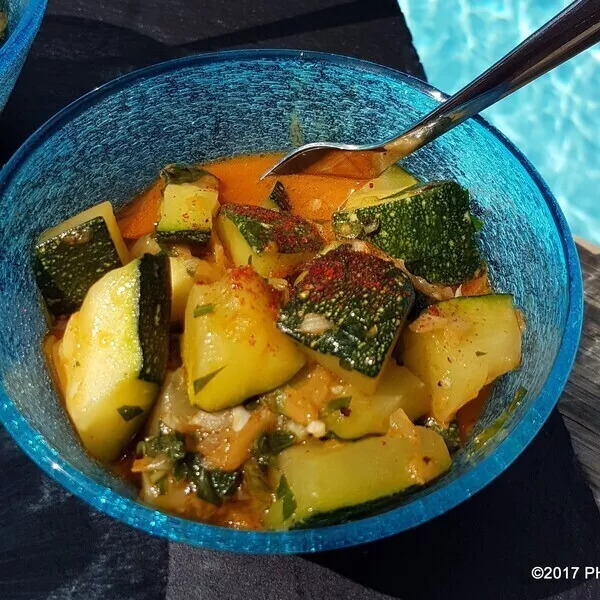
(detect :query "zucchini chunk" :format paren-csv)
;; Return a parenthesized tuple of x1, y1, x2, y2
(125, 234, 216, 323)
(260, 181, 292, 211)
(343, 164, 418, 212)
(155, 164, 220, 246)
(182, 267, 306, 412)
(323, 363, 430, 439)
(215, 204, 324, 278)
(277, 243, 414, 395)
(266, 426, 450, 529)
(33, 201, 129, 318)
(333, 180, 483, 285)
(58, 253, 171, 462)
(402, 294, 522, 424)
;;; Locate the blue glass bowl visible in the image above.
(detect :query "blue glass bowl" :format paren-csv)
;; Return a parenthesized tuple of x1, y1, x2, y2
(0, 0, 46, 112)
(0, 50, 583, 553)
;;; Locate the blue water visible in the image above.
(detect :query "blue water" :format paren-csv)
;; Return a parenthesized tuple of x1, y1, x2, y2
(400, 0, 600, 244)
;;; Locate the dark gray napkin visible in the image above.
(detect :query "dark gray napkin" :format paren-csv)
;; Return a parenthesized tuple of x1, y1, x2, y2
(1, 2, 599, 599)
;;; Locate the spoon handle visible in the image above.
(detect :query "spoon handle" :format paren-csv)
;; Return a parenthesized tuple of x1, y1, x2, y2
(386, 0, 600, 158)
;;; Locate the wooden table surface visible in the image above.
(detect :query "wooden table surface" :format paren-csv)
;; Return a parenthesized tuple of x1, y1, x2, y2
(561, 239, 600, 506)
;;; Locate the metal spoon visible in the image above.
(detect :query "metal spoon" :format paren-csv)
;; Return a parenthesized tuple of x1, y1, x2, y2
(263, 0, 600, 180)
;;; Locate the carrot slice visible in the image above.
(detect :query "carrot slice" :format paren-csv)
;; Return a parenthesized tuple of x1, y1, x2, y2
(117, 179, 163, 239)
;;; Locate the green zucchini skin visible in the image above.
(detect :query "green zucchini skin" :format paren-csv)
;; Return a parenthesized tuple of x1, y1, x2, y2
(277, 244, 414, 378)
(33, 216, 122, 318)
(333, 180, 483, 285)
(266, 181, 292, 211)
(219, 204, 324, 254)
(291, 486, 419, 529)
(156, 163, 219, 246)
(138, 253, 171, 384)
(154, 229, 211, 246)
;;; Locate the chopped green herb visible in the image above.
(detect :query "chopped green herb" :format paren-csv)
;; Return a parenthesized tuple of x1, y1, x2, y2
(277, 475, 297, 521)
(247, 255, 253, 266)
(327, 396, 352, 412)
(117, 405, 144, 422)
(176, 452, 242, 505)
(210, 470, 243, 497)
(475, 351, 487, 357)
(255, 431, 296, 469)
(193, 303, 215, 317)
(193, 366, 226, 394)
(243, 459, 270, 493)
(137, 431, 186, 461)
(471, 215, 484, 232)
(188, 455, 222, 505)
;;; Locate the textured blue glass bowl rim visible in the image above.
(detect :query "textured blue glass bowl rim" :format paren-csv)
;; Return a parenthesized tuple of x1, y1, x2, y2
(0, 0, 47, 63)
(0, 49, 583, 554)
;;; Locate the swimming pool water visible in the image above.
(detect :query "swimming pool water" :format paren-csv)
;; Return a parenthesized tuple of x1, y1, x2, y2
(400, 0, 600, 244)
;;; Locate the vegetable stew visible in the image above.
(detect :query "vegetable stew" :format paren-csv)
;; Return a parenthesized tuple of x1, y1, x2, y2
(35, 153, 523, 530)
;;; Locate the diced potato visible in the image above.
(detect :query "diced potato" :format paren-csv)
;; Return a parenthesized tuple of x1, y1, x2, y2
(182, 267, 306, 411)
(402, 294, 522, 424)
(323, 363, 430, 439)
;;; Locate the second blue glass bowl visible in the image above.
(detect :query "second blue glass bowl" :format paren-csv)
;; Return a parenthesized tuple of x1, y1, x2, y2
(0, 0, 46, 112)
(0, 50, 583, 553)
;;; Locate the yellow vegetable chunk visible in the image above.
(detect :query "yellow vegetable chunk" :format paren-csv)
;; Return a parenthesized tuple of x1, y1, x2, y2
(323, 363, 430, 439)
(402, 294, 522, 424)
(38, 200, 129, 264)
(59, 255, 170, 462)
(266, 425, 450, 529)
(169, 256, 197, 324)
(182, 267, 306, 411)
(215, 205, 323, 278)
(343, 164, 418, 212)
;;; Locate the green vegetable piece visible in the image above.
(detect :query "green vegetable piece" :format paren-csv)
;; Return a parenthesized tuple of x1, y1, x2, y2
(187, 454, 222, 505)
(193, 303, 215, 317)
(178, 453, 242, 506)
(333, 180, 483, 285)
(137, 253, 171, 383)
(33, 216, 123, 318)
(210, 470, 243, 498)
(193, 366, 227, 394)
(277, 244, 414, 384)
(219, 204, 323, 255)
(137, 431, 186, 462)
(160, 163, 218, 186)
(117, 405, 144, 422)
(265, 181, 292, 212)
(276, 475, 297, 521)
(156, 164, 220, 246)
(255, 431, 296, 468)
(327, 396, 352, 412)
